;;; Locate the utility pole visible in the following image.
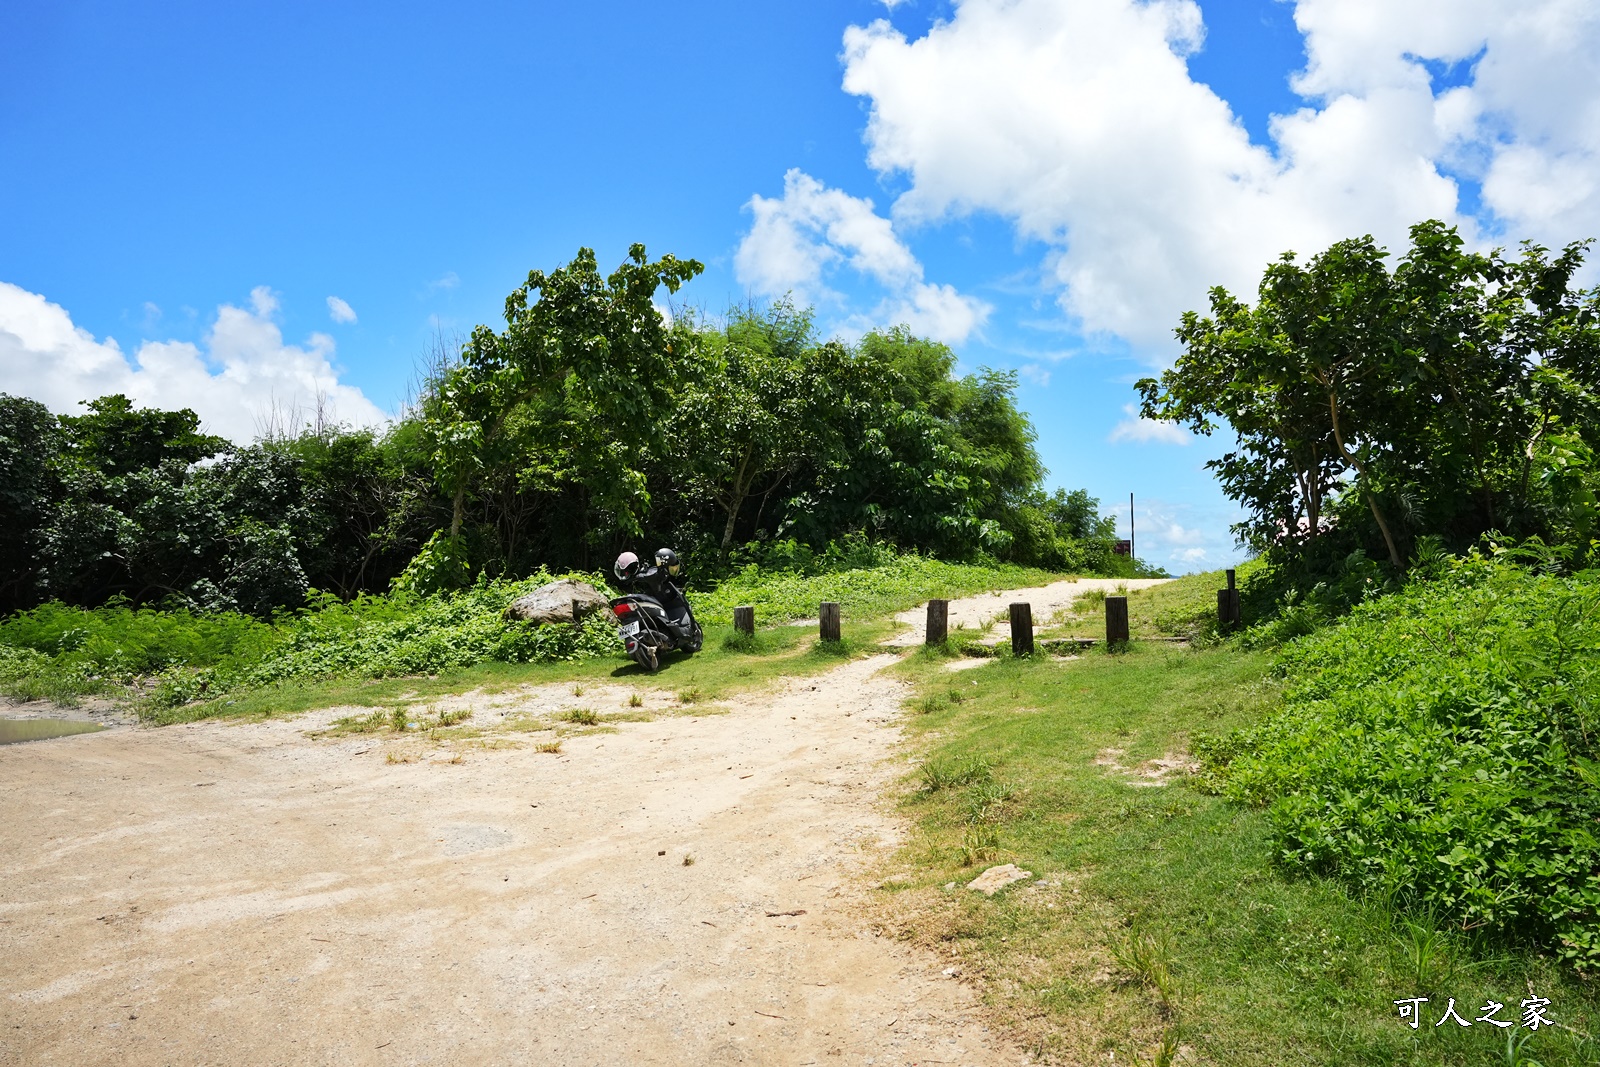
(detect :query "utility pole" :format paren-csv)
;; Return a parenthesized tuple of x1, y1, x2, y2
(1130, 492, 1135, 565)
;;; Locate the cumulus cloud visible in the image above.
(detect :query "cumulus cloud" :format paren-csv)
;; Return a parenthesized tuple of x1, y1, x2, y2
(1290, 0, 1600, 243)
(1108, 404, 1191, 445)
(835, 0, 1600, 356)
(0, 282, 388, 443)
(735, 168, 990, 344)
(326, 295, 357, 324)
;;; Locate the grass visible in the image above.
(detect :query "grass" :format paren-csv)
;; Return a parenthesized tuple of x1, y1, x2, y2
(1, 554, 1049, 723)
(873, 587, 1600, 1064)
(695, 557, 1062, 625)
(1037, 563, 1266, 644)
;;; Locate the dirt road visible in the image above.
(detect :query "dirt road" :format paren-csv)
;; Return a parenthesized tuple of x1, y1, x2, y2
(2, 651, 1029, 1065)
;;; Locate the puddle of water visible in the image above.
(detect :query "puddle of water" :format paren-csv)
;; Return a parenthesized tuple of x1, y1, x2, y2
(0, 719, 108, 745)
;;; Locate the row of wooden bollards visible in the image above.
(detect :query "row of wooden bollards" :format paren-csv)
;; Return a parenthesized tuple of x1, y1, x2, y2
(931, 596, 1132, 655)
(730, 576, 1241, 651)
(729, 596, 1135, 652)
(731, 603, 843, 640)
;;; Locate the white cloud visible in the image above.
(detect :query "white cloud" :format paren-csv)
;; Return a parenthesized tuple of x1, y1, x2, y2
(425, 272, 460, 292)
(1108, 404, 1191, 445)
(0, 282, 388, 443)
(326, 295, 357, 324)
(1018, 363, 1051, 387)
(836, 0, 1600, 357)
(1124, 496, 1249, 574)
(735, 168, 990, 344)
(1290, 0, 1600, 243)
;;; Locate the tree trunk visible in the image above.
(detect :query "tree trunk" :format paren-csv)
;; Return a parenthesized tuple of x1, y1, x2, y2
(450, 486, 465, 540)
(1326, 391, 1402, 568)
(1307, 445, 1321, 541)
(719, 447, 756, 554)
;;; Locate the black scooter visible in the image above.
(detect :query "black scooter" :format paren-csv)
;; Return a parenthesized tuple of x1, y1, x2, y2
(608, 587, 703, 673)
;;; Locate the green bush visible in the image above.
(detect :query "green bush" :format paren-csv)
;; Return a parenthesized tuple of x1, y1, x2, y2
(0, 600, 278, 677)
(1202, 556, 1600, 968)
(237, 571, 617, 686)
(0, 553, 1064, 710)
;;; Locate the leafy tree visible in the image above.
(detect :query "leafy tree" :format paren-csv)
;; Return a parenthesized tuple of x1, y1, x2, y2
(666, 303, 864, 553)
(59, 394, 226, 478)
(1140, 220, 1600, 579)
(420, 244, 703, 565)
(0, 395, 61, 609)
(793, 328, 1044, 559)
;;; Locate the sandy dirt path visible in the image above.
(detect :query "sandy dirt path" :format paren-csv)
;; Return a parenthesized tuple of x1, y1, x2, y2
(1, 653, 1029, 1066)
(886, 578, 1170, 647)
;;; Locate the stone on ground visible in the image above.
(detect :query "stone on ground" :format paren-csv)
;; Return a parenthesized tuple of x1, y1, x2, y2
(966, 863, 1033, 895)
(505, 579, 610, 624)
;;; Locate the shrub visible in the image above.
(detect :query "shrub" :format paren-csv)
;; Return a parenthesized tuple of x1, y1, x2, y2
(1203, 557, 1600, 969)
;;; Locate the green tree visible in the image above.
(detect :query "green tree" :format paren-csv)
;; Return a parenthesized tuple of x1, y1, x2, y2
(0, 395, 63, 609)
(666, 303, 864, 554)
(59, 394, 226, 478)
(420, 244, 702, 572)
(1141, 220, 1600, 576)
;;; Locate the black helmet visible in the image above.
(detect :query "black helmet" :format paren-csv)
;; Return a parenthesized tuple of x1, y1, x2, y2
(615, 551, 642, 581)
(655, 548, 680, 576)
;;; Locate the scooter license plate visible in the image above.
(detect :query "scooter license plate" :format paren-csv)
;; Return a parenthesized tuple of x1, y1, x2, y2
(620, 621, 641, 637)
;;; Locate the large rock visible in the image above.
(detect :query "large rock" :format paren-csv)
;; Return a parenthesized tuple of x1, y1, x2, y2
(505, 579, 611, 625)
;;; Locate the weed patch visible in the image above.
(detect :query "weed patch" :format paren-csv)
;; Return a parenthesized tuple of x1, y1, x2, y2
(1206, 559, 1600, 970)
(877, 606, 1600, 1066)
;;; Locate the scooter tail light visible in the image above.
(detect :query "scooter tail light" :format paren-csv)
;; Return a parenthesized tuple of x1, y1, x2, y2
(613, 603, 634, 616)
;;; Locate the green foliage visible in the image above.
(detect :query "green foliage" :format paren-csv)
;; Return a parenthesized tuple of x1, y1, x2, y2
(0, 394, 61, 610)
(59, 393, 227, 478)
(390, 530, 472, 596)
(921, 754, 994, 792)
(0, 600, 276, 676)
(887, 621, 1597, 1065)
(2, 246, 1142, 621)
(1141, 219, 1600, 578)
(1204, 558, 1600, 969)
(236, 573, 618, 687)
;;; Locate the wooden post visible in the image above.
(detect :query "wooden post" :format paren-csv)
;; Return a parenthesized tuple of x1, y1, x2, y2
(733, 605, 755, 636)
(819, 602, 841, 642)
(1010, 602, 1034, 656)
(926, 599, 949, 645)
(1217, 569, 1241, 631)
(1105, 596, 1130, 647)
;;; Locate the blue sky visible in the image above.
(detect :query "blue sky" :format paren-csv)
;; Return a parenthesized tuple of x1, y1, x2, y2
(5, 1, 1600, 574)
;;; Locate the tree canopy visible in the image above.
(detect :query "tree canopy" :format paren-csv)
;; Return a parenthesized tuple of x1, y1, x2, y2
(1139, 220, 1600, 577)
(0, 245, 1146, 614)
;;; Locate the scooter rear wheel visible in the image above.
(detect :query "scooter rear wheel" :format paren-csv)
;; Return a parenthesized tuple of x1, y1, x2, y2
(633, 642, 659, 673)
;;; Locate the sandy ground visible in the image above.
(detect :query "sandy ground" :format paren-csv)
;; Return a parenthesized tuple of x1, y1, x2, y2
(885, 578, 1171, 647)
(1, 580, 1165, 1065)
(2, 654, 1027, 1066)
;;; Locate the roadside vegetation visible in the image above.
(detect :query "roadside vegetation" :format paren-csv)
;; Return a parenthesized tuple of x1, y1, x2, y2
(0, 552, 1054, 723)
(879, 569, 1600, 1066)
